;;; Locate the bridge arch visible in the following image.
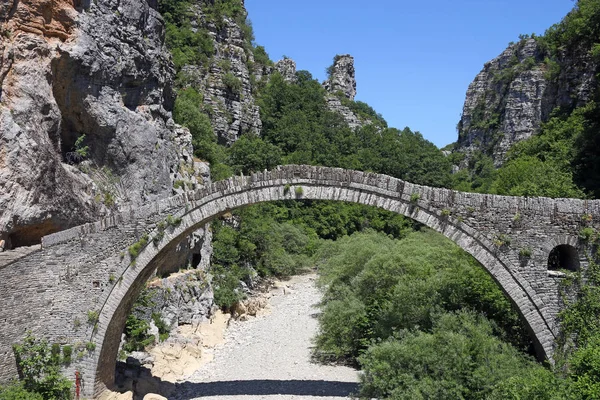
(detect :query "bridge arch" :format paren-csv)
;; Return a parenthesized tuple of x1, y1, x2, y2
(86, 166, 559, 396)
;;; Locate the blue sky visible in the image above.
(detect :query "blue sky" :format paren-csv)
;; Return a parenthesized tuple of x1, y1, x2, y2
(245, 0, 575, 148)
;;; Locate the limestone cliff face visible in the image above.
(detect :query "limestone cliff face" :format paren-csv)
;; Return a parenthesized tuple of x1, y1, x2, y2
(454, 38, 597, 167)
(324, 54, 356, 100)
(177, 1, 261, 146)
(275, 58, 297, 83)
(0, 0, 202, 247)
(322, 54, 371, 130)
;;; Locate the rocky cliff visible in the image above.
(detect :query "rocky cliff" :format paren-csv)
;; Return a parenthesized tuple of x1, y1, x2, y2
(0, 0, 204, 248)
(322, 54, 372, 130)
(454, 37, 597, 167)
(324, 54, 357, 100)
(173, 0, 262, 146)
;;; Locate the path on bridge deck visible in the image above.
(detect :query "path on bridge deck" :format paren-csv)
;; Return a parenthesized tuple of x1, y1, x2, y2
(173, 274, 360, 400)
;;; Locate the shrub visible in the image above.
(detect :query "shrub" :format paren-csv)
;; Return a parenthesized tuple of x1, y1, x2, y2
(580, 227, 595, 241)
(152, 313, 171, 342)
(358, 312, 546, 400)
(519, 247, 533, 257)
(129, 234, 149, 261)
(166, 215, 182, 227)
(0, 382, 43, 400)
(493, 233, 512, 248)
(295, 186, 304, 197)
(12, 332, 72, 399)
(62, 346, 72, 364)
(582, 213, 593, 223)
(74, 134, 89, 159)
(123, 314, 154, 352)
(87, 310, 99, 324)
(410, 192, 420, 203)
(222, 72, 242, 94)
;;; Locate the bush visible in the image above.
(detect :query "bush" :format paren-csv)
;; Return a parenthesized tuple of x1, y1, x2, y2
(87, 310, 99, 324)
(314, 230, 533, 361)
(12, 333, 72, 399)
(358, 311, 547, 400)
(222, 73, 242, 94)
(128, 234, 149, 261)
(0, 382, 43, 400)
(580, 227, 595, 241)
(123, 314, 154, 352)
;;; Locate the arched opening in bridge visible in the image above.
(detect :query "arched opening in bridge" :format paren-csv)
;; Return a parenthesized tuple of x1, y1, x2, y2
(102, 207, 544, 396)
(90, 175, 556, 398)
(548, 245, 580, 272)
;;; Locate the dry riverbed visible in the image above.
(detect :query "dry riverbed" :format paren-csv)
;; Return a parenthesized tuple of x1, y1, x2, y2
(104, 273, 359, 400)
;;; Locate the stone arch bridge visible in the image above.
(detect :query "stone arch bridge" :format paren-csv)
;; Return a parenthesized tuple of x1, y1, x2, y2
(0, 165, 598, 398)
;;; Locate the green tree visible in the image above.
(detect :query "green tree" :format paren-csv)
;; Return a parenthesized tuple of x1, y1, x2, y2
(228, 135, 282, 174)
(490, 156, 584, 198)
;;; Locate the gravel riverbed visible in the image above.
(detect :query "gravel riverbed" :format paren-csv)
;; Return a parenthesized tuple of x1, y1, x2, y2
(173, 273, 359, 400)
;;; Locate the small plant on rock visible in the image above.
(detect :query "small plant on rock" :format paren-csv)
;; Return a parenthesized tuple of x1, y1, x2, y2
(166, 215, 182, 227)
(519, 247, 532, 257)
(87, 310, 99, 324)
(129, 234, 149, 261)
(579, 227, 595, 241)
(62, 345, 72, 365)
(493, 233, 511, 248)
(410, 193, 420, 203)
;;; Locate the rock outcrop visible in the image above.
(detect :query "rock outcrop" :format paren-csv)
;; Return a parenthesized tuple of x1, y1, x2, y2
(0, 0, 202, 247)
(275, 58, 297, 83)
(325, 96, 367, 130)
(323, 54, 356, 100)
(322, 54, 373, 130)
(454, 37, 597, 167)
(146, 269, 215, 328)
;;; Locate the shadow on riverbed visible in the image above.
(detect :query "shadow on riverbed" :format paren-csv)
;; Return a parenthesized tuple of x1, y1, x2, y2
(174, 379, 359, 398)
(116, 363, 359, 399)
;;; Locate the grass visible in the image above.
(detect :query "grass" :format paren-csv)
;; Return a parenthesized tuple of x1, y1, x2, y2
(129, 234, 149, 261)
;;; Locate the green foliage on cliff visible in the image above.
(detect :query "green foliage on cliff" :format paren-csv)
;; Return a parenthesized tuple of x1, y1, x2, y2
(161, 0, 214, 71)
(541, 0, 600, 54)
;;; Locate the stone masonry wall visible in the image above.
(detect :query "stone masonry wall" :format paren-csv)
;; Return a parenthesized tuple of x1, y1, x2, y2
(0, 165, 599, 397)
